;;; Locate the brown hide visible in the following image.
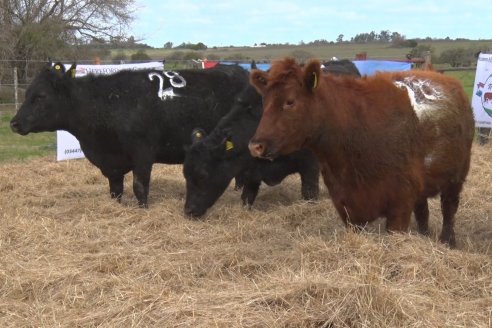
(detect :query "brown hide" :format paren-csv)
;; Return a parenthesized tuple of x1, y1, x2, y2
(249, 57, 474, 247)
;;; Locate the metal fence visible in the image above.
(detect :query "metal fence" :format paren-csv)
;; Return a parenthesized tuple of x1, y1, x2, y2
(0, 59, 203, 111)
(1, 59, 489, 144)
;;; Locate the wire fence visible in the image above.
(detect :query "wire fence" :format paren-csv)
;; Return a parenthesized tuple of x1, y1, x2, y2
(1, 60, 488, 145)
(0, 59, 205, 112)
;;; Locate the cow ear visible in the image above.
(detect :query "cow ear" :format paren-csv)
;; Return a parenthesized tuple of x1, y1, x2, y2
(191, 128, 206, 144)
(66, 63, 77, 78)
(250, 69, 268, 95)
(304, 59, 321, 92)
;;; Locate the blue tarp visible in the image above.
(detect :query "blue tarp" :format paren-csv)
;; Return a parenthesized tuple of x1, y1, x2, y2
(220, 61, 271, 71)
(219, 60, 411, 75)
(352, 60, 411, 76)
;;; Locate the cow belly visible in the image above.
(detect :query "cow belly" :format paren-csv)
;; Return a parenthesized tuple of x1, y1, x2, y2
(324, 172, 419, 225)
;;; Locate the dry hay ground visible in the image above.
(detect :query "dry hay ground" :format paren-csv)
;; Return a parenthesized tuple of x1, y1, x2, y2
(0, 144, 491, 328)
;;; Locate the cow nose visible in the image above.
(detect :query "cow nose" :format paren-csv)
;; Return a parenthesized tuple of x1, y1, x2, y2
(248, 141, 265, 158)
(184, 205, 204, 219)
(10, 120, 20, 133)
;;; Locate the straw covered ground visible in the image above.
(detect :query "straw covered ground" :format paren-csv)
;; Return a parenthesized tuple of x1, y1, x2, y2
(0, 143, 491, 327)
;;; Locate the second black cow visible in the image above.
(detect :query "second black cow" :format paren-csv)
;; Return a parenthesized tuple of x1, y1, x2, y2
(183, 60, 362, 218)
(183, 85, 320, 217)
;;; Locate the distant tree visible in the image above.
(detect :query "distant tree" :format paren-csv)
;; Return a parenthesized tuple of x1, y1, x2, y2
(379, 30, 391, 43)
(1, 0, 135, 82)
(130, 50, 151, 62)
(438, 47, 477, 67)
(112, 50, 128, 63)
(193, 42, 207, 50)
(390, 32, 406, 46)
(163, 41, 173, 49)
(408, 44, 434, 59)
(336, 34, 344, 43)
(352, 31, 377, 43)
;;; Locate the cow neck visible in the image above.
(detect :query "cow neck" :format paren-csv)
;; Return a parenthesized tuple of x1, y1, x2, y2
(307, 77, 364, 177)
(63, 77, 107, 139)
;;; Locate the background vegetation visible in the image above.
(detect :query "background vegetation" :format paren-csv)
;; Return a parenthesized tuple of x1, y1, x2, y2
(2, 39, 485, 163)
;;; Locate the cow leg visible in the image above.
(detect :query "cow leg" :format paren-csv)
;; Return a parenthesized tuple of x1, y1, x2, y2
(439, 183, 462, 248)
(385, 207, 412, 233)
(300, 166, 320, 200)
(234, 174, 245, 191)
(241, 181, 261, 208)
(132, 163, 153, 208)
(108, 174, 124, 203)
(414, 198, 430, 236)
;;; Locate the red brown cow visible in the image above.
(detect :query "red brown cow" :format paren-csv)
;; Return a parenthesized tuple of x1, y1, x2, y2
(248, 57, 474, 247)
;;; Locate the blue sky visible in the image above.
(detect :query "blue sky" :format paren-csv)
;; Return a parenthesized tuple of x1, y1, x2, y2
(130, 0, 491, 48)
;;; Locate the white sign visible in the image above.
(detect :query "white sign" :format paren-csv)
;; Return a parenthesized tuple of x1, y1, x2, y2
(56, 61, 164, 161)
(471, 53, 492, 128)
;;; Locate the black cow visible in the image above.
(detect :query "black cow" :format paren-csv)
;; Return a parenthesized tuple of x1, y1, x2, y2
(322, 59, 361, 77)
(182, 84, 320, 217)
(10, 62, 250, 207)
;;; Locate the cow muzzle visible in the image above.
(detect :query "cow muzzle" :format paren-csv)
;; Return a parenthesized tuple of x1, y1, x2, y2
(248, 140, 276, 160)
(9, 120, 26, 135)
(184, 205, 207, 219)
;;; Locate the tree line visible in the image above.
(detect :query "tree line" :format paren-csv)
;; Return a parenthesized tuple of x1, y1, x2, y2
(1, 1, 490, 84)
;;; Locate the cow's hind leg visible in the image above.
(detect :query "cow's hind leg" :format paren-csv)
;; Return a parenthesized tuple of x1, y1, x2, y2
(439, 183, 463, 248)
(108, 174, 124, 203)
(132, 163, 153, 208)
(299, 162, 320, 201)
(414, 198, 430, 236)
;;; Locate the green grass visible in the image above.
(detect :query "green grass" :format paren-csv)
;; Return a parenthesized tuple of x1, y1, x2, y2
(443, 70, 476, 99)
(0, 110, 56, 162)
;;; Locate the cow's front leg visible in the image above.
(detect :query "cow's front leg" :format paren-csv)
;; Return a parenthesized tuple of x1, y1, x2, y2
(241, 181, 261, 208)
(108, 174, 124, 203)
(132, 163, 153, 208)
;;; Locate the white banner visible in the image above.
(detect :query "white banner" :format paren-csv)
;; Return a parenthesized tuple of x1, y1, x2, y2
(471, 53, 492, 128)
(56, 61, 165, 161)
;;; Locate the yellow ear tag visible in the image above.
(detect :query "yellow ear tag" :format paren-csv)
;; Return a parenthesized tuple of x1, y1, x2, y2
(225, 140, 234, 151)
(70, 69, 76, 78)
(312, 72, 318, 90)
(54, 64, 61, 70)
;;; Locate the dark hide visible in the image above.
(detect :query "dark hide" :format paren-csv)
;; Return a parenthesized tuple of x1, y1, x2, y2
(10, 63, 250, 207)
(322, 59, 361, 77)
(182, 85, 320, 218)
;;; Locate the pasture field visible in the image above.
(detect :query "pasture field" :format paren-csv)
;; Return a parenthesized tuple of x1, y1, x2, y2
(129, 39, 492, 62)
(0, 109, 56, 162)
(0, 143, 490, 327)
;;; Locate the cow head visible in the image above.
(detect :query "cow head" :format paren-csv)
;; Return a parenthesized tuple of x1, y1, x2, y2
(10, 62, 76, 135)
(183, 128, 246, 218)
(248, 57, 321, 159)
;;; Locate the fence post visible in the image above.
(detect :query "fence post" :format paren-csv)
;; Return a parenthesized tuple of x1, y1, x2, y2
(14, 67, 18, 110)
(422, 51, 432, 70)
